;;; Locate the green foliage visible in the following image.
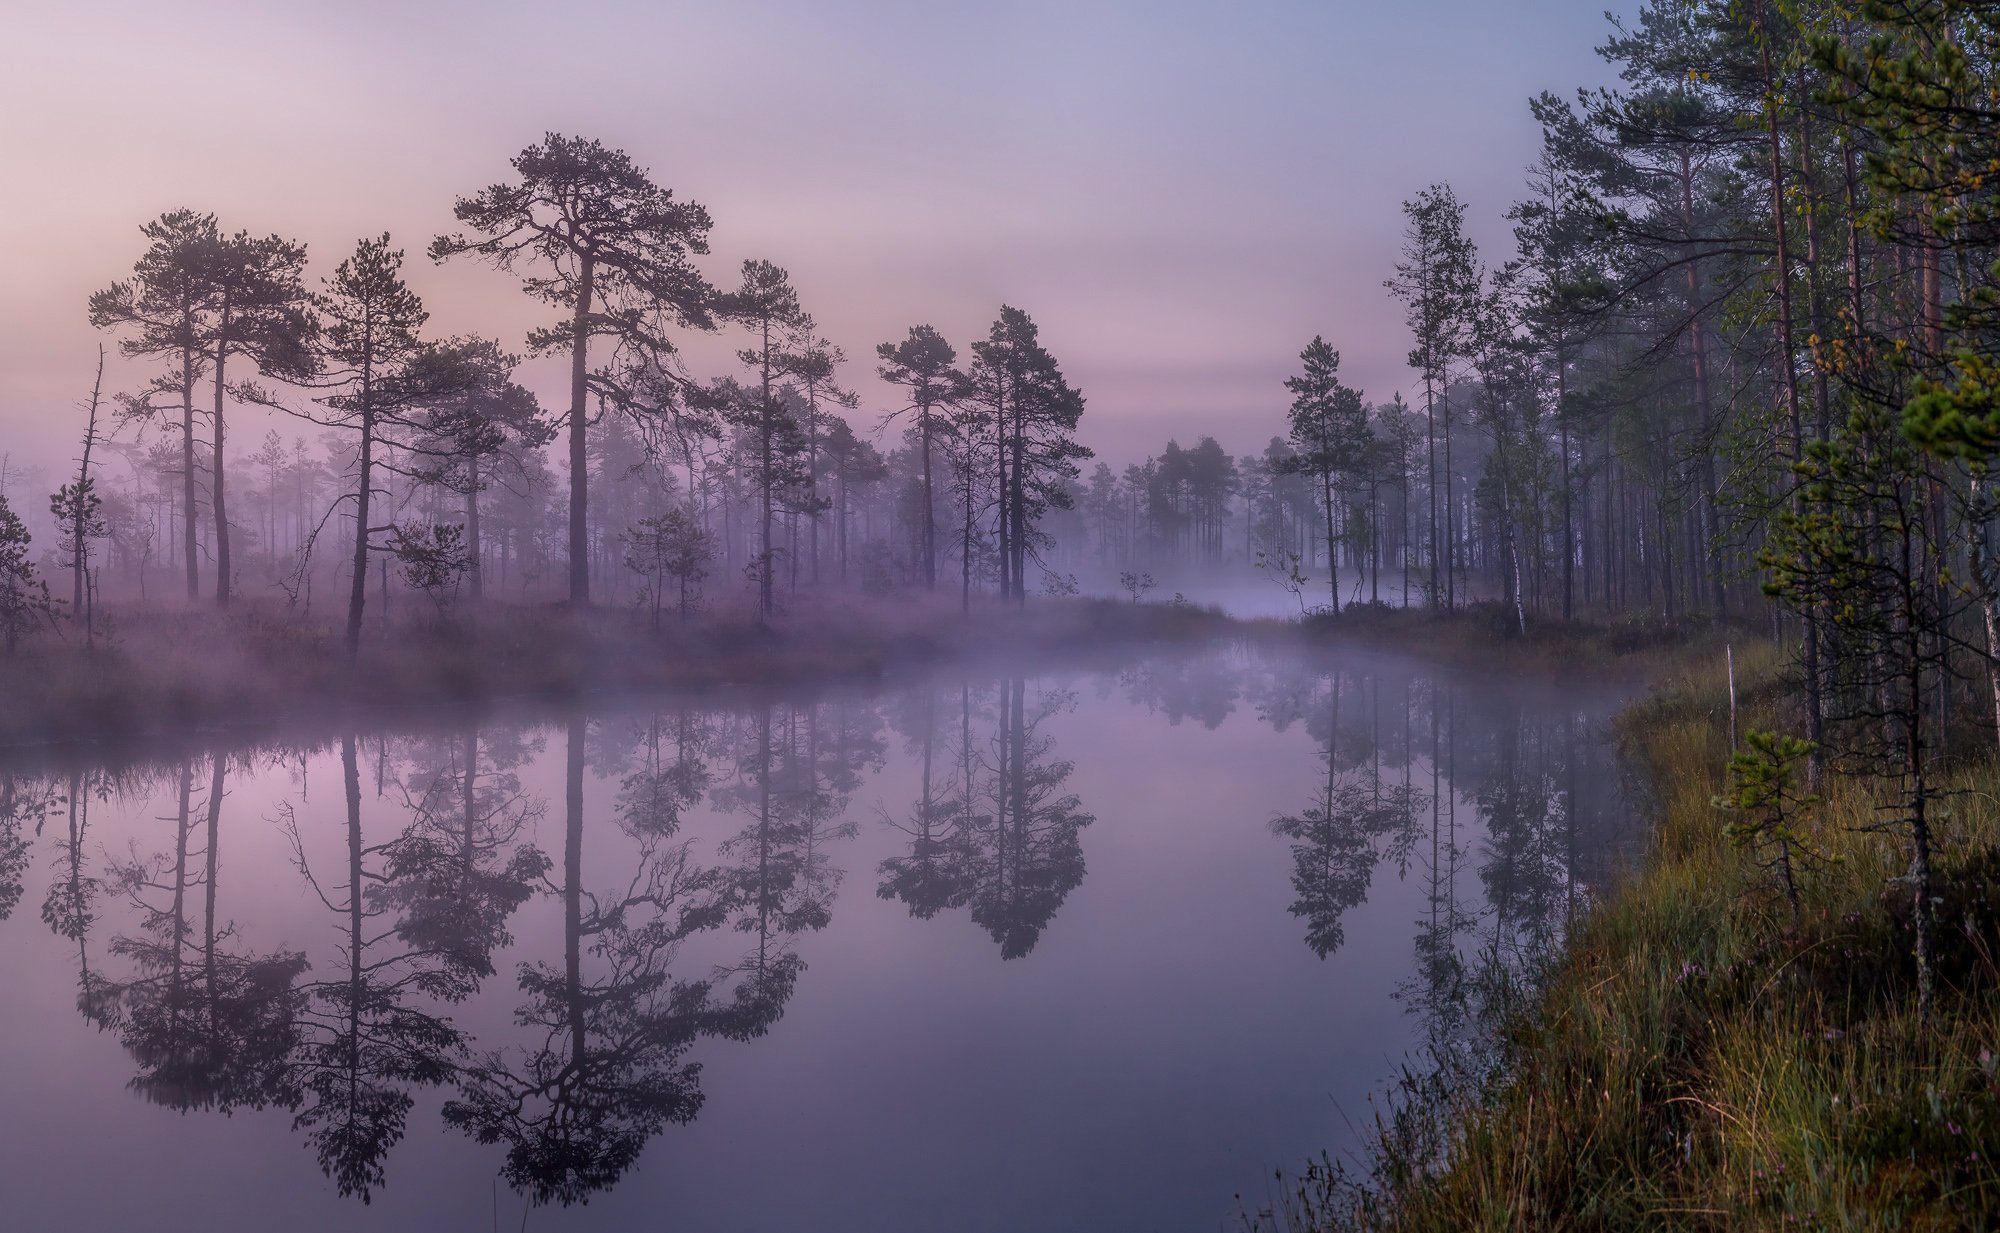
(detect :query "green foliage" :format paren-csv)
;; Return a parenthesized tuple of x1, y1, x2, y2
(1715, 728, 1833, 924)
(1253, 644, 2000, 1232)
(1904, 351, 2000, 461)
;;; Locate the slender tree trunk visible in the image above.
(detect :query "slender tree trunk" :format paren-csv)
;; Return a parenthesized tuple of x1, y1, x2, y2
(1322, 470, 1340, 612)
(463, 727, 479, 881)
(1442, 384, 1455, 611)
(1011, 404, 1028, 605)
(1370, 475, 1380, 603)
(1973, 479, 2000, 753)
(465, 453, 483, 602)
(72, 347, 106, 643)
(182, 343, 200, 601)
(1795, 72, 1833, 449)
(568, 255, 597, 605)
(1557, 359, 1574, 621)
(1425, 373, 1438, 608)
(1679, 147, 1725, 615)
(921, 407, 936, 589)
(806, 385, 822, 588)
(995, 383, 1011, 602)
(345, 334, 376, 663)
(212, 295, 234, 607)
(1760, 18, 1825, 783)
(960, 464, 974, 615)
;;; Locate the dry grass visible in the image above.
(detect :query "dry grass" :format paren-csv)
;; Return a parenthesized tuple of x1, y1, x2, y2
(1252, 639, 2000, 1232)
(1296, 600, 1755, 682)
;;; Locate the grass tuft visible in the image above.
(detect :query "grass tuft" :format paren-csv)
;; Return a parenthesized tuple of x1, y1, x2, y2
(1247, 635, 2000, 1232)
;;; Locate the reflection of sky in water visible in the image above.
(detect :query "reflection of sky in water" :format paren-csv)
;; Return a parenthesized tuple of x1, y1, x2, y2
(0, 645, 1633, 1232)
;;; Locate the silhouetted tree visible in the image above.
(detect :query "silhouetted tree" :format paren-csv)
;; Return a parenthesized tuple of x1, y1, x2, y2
(878, 325, 962, 590)
(432, 133, 717, 604)
(198, 225, 318, 605)
(88, 209, 217, 600)
(295, 236, 495, 655)
(623, 507, 714, 629)
(718, 259, 814, 618)
(407, 338, 552, 601)
(1385, 184, 1480, 609)
(967, 307, 1090, 603)
(0, 492, 54, 655)
(50, 347, 108, 643)
(1279, 337, 1370, 611)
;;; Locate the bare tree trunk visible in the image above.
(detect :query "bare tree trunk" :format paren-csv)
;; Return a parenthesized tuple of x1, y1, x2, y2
(1760, 15, 1826, 785)
(1679, 148, 1725, 615)
(568, 255, 597, 605)
(345, 335, 376, 664)
(1322, 471, 1340, 613)
(212, 293, 234, 607)
(182, 345, 200, 602)
(1974, 479, 2000, 754)
(1425, 372, 1439, 608)
(465, 453, 482, 602)
(72, 347, 106, 643)
(921, 408, 936, 589)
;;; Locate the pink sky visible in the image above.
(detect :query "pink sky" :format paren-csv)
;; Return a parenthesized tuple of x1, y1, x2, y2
(0, 0, 1630, 491)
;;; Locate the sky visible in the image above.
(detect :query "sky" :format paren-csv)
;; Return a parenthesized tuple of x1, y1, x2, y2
(0, 0, 1637, 492)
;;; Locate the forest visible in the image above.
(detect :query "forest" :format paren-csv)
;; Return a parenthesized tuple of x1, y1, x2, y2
(6, 0, 2000, 1229)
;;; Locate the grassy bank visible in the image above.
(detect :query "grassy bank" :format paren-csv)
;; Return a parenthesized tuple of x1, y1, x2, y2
(1297, 600, 1745, 681)
(0, 595, 1236, 751)
(1256, 638, 2000, 1231)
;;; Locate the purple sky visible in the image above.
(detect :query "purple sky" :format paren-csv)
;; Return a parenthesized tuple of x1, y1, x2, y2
(0, 0, 1633, 489)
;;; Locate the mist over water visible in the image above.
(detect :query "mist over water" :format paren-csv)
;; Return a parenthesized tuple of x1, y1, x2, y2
(0, 642, 1633, 1232)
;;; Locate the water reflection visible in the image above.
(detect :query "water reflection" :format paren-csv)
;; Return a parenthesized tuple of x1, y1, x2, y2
(93, 755, 304, 1118)
(877, 680, 1093, 959)
(448, 716, 725, 1206)
(0, 646, 1634, 1229)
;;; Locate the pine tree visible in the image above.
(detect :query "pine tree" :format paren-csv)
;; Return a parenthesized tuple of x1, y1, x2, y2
(432, 133, 717, 604)
(1279, 337, 1370, 612)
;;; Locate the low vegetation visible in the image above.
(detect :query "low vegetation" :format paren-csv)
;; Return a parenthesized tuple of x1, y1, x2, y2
(1247, 639, 2000, 1232)
(1297, 601, 1746, 680)
(0, 594, 1238, 751)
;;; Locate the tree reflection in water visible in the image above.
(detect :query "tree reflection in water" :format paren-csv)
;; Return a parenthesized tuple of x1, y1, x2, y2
(877, 677, 1094, 959)
(0, 647, 1631, 1219)
(92, 754, 305, 1117)
(446, 714, 729, 1205)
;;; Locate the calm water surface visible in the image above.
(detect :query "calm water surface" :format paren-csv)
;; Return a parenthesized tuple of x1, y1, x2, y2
(0, 642, 1634, 1231)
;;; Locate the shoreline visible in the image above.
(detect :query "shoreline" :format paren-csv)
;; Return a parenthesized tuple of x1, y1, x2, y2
(0, 599, 1701, 760)
(1256, 637, 2000, 1231)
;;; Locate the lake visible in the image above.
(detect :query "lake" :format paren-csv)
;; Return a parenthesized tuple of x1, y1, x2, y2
(0, 640, 1635, 1232)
